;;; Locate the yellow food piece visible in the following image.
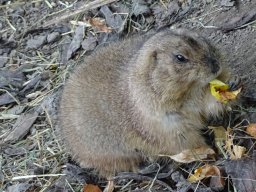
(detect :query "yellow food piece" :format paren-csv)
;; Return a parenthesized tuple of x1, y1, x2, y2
(209, 79, 241, 103)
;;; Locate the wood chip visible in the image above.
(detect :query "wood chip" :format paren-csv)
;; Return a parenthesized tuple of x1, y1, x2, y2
(3, 109, 39, 143)
(225, 157, 256, 192)
(100, 5, 124, 33)
(220, 9, 256, 32)
(66, 25, 84, 60)
(0, 92, 17, 106)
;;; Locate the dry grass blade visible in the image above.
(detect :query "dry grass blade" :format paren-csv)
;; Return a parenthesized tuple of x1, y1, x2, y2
(12, 173, 66, 181)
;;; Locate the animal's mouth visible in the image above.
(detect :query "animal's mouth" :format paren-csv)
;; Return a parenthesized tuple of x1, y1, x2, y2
(200, 72, 221, 87)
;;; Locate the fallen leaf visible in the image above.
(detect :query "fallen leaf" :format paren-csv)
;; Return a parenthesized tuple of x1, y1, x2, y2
(160, 146, 215, 163)
(225, 129, 246, 160)
(209, 79, 241, 104)
(246, 123, 256, 138)
(83, 184, 102, 192)
(188, 164, 224, 188)
(88, 17, 112, 33)
(232, 145, 246, 159)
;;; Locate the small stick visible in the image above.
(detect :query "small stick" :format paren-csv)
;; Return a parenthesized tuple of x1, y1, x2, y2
(43, 0, 118, 27)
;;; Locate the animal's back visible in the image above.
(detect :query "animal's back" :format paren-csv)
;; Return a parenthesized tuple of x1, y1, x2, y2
(59, 35, 147, 176)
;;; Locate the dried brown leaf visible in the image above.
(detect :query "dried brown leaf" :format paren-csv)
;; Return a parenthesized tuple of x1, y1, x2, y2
(188, 164, 224, 188)
(232, 145, 246, 159)
(83, 184, 102, 192)
(162, 146, 215, 163)
(225, 129, 246, 160)
(246, 123, 256, 138)
(88, 17, 112, 33)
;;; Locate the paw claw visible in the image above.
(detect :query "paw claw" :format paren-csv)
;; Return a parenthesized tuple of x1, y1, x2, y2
(228, 75, 242, 91)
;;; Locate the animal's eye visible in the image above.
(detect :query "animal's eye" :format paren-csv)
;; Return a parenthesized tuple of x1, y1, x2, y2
(175, 54, 188, 63)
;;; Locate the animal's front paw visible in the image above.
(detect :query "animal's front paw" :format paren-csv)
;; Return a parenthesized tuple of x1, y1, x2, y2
(227, 75, 242, 91)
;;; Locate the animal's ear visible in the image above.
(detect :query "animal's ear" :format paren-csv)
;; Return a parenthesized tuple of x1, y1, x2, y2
(151, 50, 158, 60)
(150, 49, 163, 65)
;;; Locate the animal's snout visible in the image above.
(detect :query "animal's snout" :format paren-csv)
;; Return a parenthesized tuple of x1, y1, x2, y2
(205, 56, 220, 74)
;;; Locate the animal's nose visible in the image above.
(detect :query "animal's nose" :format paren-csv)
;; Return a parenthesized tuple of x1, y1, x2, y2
(206, 56, 220, 74)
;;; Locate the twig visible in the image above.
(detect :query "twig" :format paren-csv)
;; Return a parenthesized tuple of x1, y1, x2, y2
(43, 0, 118, 27)
(148, 164, 161, 191)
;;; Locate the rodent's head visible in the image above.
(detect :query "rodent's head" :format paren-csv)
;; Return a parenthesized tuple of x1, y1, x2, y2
(133, 28, 223, 103)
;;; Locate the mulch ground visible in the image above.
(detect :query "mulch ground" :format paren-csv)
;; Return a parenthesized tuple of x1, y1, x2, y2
(0, 0, 256, 191)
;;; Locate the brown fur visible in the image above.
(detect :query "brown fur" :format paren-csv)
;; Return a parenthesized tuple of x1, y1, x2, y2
(58, 29, 230, 177)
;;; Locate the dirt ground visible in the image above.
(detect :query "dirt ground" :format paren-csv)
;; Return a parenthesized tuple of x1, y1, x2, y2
(0, 0, 256, 192)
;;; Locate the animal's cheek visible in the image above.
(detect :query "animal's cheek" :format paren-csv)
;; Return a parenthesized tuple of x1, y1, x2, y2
(180, 67, 202, 82)
(194, 64, 217, 79)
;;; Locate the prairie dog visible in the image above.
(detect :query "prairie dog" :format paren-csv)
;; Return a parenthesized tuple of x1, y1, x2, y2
(58, 29, 230, 177)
